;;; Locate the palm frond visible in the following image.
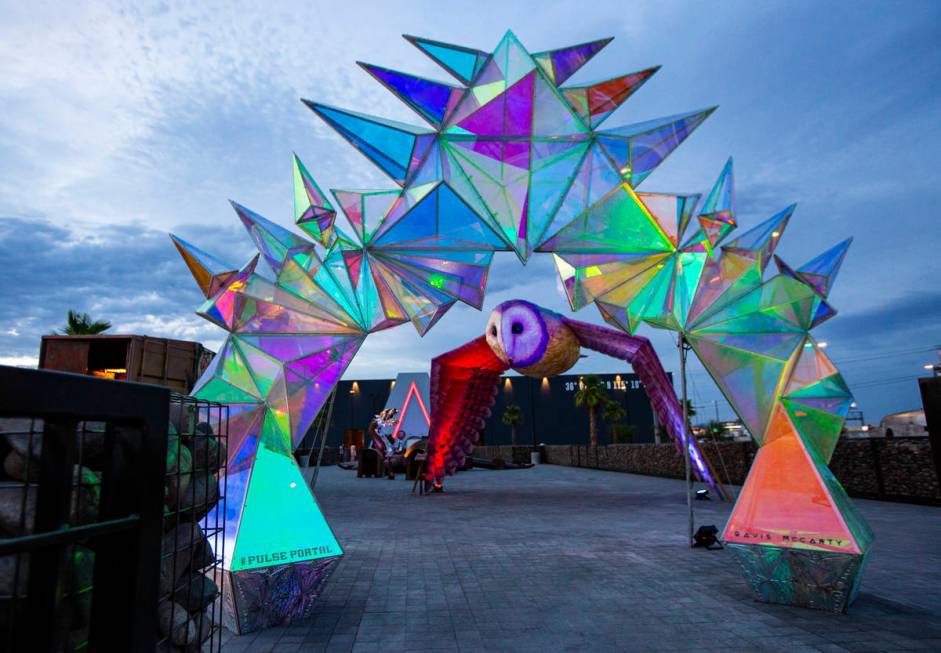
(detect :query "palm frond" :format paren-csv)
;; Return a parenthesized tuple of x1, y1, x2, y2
(62, 309, 111, 335)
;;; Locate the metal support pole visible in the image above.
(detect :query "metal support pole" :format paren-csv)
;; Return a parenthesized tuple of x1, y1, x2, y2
(529, 377, 537, 451)
(309, 387, 337, 491)
(679, 334, 693, 547)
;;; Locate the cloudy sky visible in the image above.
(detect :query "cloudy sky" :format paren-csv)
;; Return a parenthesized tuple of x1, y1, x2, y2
(1, 0, 939, 423)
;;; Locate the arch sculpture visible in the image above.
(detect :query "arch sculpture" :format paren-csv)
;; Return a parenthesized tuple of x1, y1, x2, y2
(172, 31, 870, 629)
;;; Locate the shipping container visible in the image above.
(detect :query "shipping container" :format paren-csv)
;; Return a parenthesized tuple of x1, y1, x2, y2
(39, 335, 214, 393)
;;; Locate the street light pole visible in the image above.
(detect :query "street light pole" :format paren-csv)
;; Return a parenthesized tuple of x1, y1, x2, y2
(679, 334, 693, 547)
(529, 376, 537, 450)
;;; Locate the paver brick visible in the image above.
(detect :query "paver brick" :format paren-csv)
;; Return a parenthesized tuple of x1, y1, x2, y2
(224, 466, 941, 653)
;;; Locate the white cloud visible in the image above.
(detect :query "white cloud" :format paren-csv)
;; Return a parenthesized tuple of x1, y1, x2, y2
(0, 355, 37, 368)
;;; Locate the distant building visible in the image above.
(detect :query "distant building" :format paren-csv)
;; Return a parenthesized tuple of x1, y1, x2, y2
(879, 410, 927, 438)
(841, 410, 927, 439)
(315, 372, 664, 447)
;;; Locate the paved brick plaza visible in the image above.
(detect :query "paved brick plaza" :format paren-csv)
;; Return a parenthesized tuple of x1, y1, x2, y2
(223, 465, 941, 652)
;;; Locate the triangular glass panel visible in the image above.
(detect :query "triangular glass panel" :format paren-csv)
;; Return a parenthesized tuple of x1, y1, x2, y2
(562, 67, 659, 128)
(532, 37, 612, 85)
(686, 335, 792, 442)
(597, 107, 715, 186)
(230, 444, 343, 571)
(540, 183, 673, 254)
(536, 141, 627, 248)
(359, 62, 464, 128)
(404, 34, 489, 85)
(796, 238, 853, 298)
(723, 419, 862, 553)
(722, 204, 793, 270)
(304, 102, 433, 184)
(170, 234, 237, 298)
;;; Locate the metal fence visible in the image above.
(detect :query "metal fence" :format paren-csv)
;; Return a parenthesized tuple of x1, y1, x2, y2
(161, 393, 227, 652)
(0, 365, 228, 652)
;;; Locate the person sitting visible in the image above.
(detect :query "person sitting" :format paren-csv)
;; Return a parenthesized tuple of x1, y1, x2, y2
(385, 429, 406, 479)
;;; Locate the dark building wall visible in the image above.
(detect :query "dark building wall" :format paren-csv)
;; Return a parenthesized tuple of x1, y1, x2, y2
(319, 379, 395, 447)
(312, 372, 666, 448)
(481, 373, 661, 446)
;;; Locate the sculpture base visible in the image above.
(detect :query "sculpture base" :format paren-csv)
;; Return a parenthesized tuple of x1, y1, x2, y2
(727, 543, 867, 613)
(222, 557, 339, 635)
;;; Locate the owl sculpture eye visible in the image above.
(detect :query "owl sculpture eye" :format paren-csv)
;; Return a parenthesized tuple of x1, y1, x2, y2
(499, 301, 548, 368)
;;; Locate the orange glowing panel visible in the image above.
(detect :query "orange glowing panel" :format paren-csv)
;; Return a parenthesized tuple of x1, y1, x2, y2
(722, 405, 860, 554)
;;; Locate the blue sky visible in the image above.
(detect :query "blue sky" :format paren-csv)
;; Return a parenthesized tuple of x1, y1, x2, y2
(1, 0, 939, 423)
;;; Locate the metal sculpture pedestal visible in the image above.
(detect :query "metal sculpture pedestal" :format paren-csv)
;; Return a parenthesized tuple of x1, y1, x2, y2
(727, 543, 868, 613)
(223, 557, 339, 634)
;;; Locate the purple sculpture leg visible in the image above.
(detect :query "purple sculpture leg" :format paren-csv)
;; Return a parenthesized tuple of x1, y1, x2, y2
(563, 318, 719, 495)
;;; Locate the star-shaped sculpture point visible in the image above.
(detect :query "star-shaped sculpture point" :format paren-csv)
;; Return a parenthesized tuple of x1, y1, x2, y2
(306, 30, 715, 262)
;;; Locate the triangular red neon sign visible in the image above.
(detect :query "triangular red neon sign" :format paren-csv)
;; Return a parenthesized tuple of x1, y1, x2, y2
(392, 380, 431, 439)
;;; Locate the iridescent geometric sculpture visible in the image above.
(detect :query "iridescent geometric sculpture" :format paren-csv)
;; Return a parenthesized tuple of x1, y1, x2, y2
(173, 29, 869, 626)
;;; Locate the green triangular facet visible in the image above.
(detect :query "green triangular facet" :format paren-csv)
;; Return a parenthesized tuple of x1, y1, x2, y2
(817, 463, 875, 553)
(230, 445, 343, 571)
(782, 398, 843, 464)
(541, 184, 673, 254)
(788, 374, 853, 399)
(687, 335, 789, 443)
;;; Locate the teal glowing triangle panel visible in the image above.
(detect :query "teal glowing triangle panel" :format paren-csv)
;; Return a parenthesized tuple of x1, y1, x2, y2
(534, 140, 622, 248)
(230, 445, 342, 571)
(303, 102, 433, 184)
(527, 140, 592, 249)
(487, 30, 536, 88)
(405, 34, 488, 85)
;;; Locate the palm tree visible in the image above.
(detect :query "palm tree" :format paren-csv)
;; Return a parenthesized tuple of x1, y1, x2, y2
(501, 403, 523, 447)
(574, 375, 607, 446)
(602, 399, 630, 444)
(609, 423, 637, 444)
(59, 310, 111, 335)
(602, 399, 626, 424)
